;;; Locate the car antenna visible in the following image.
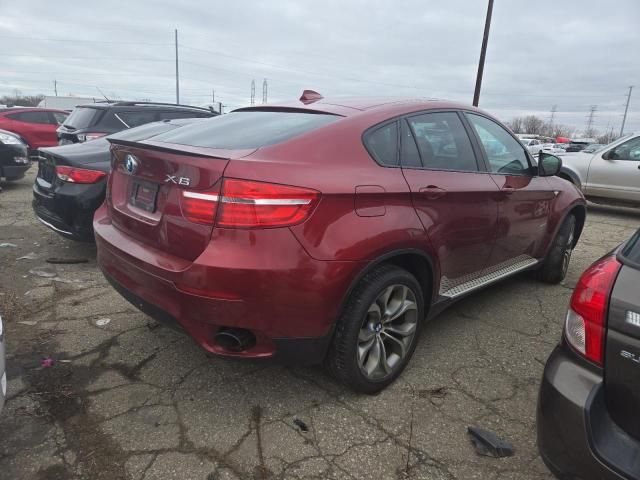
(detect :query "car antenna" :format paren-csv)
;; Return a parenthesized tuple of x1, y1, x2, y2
(96, 86, 111, 103)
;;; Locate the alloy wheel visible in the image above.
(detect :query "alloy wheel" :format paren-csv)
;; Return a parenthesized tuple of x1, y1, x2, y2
(357, 284, 418, 380)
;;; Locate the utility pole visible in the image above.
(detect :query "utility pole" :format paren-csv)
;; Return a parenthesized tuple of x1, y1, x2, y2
(548, 105, 557, 131)
(620, 85, 634, 137)
(54, 80, 58, 96)
(252, 80, 256, 105)
(585, 105, 597, 137)
(472, 0, 494, 107)
(262, 78, 268, 104)
(174, 29, 180, 104)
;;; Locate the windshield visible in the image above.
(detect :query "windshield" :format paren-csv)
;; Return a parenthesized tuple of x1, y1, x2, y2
(62, 107, 100, 129)
(151, 110, 340, 149)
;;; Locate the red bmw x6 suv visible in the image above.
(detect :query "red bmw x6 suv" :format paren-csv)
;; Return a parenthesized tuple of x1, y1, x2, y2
(95, 93, 586, 393)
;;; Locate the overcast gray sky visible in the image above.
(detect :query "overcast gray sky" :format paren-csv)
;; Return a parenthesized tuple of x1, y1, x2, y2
(1, 0, 638, 133)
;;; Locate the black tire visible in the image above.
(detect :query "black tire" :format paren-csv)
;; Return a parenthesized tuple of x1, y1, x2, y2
(326, 264, 425, 394)
(536, 215, 576, 284)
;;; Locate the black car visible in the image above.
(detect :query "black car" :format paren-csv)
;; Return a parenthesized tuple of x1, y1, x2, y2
(538, 230, 640, 479)
(56, 101, 216, 145)
(33, 118, 204, 241)
(565, 143, 589, 152)
(0, 129, 30, 182)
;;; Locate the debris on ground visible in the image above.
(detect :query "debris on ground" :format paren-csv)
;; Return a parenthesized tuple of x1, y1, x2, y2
(46, 257, 89, 265)
(41, 357, 55, 368)
(467, 427, 514, 458)
(418, 386, 449, 405)
(94, 318, 111, 327)
(29, 267, 57, 278)
(293, 418, 309, 432)
(18, 321, 38, 326)
(18, 252, 38, 260)
(0, 242, 17, 248)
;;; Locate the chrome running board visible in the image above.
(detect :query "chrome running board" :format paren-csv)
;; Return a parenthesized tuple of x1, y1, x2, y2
(439, 255, 539, 298)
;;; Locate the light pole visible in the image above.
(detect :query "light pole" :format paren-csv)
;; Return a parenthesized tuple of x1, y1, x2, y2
(472, 0, 494, 107)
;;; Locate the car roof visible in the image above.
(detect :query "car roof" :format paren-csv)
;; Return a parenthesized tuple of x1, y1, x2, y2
(74, 102, 213, 113)
(0, 107, 68, 114)
(234, 96, 484, 118)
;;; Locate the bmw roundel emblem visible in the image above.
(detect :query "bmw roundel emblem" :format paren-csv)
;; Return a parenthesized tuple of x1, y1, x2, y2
(124, 154, 139, 175)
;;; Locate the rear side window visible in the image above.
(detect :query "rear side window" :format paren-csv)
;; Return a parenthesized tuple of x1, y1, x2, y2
(8, 111, 51, 124)
(400, 120, 421, 168)
(63, 107, 100, 129)
(153, 110, 340, 149)
(51, 112, 68, 125)
(365, 122, 398, 166)
(115, 111, 158, 128)
(406, 112, 478, 172)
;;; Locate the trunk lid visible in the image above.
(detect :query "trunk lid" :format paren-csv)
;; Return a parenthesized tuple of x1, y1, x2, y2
(107, 140, 253, 261)
(605, 233, 640, 440)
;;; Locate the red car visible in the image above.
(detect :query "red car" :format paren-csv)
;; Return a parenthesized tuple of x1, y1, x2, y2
(0, 107, 69, 150)
(95, 93, 586, 393)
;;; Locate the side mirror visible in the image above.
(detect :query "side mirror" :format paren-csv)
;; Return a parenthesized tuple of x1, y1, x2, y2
(538, 152, 562, 177)
(602, 150, 612, 160)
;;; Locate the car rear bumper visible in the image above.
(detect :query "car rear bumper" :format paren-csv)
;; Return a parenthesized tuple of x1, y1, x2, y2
(1, 164, 31, 181)
(94, 204, 363, 364)
(32, 180, 105, 242)
(537, 345, 640, 479)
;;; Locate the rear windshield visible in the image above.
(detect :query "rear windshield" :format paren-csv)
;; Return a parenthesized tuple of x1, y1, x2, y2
(621, 230, 640, 266)
(151, 110, 340, 149)
(109, 118, 205, 142)
(63, 107, 100, 129)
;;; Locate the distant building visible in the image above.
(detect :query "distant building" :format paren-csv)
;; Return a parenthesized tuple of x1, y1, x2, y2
(37, 96, 99, 111)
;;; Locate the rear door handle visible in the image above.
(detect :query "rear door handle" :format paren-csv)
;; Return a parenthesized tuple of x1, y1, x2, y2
(419, 185, 447, 200)
(502, 186, 516, 194)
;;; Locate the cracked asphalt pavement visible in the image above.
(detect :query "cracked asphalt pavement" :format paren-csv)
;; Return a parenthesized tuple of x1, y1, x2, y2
(1, 169, 639, 480)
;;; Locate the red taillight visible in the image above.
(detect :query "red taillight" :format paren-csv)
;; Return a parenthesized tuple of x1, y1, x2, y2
(180, 190, 220, 226)
(56, 166, 107, 184)
(180, 179, 320, 228)
(564, 255, 621, 365)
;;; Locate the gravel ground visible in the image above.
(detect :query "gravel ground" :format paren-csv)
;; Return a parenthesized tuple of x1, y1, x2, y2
(0, 168, 638, 480)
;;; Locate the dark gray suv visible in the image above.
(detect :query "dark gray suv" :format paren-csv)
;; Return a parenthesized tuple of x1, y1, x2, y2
(56, 101, 216, 145)
(538, 229, 640, 479)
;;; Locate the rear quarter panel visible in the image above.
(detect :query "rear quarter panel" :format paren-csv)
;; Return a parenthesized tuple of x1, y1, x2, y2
(222, 114, 433, 263)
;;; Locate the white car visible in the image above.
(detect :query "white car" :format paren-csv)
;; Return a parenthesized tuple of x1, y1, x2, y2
(559, 132, 640, 207)
(541, 143, 565, 155)
(520, 138, 544, 154)
(0, 315, 5, 414)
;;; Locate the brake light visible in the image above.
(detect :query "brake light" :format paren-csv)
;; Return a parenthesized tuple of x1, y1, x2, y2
(564, 255, 621, 365)
(180, 190, 219, 225)
(56, 166, 107, 184)
(180, 179, 320, 228)
(217, 179, 319, 228)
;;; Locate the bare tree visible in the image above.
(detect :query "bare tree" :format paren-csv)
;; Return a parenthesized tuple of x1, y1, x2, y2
(596, 129, 617, 145)
(0, 94, 45, 107)
(507, 116, 524, 133)
(522, 115, 546, 135)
